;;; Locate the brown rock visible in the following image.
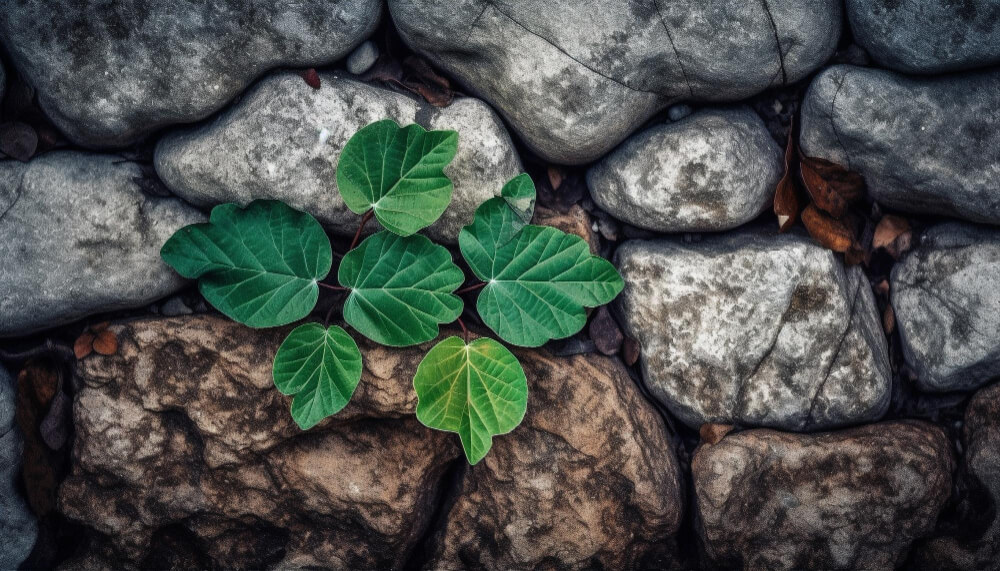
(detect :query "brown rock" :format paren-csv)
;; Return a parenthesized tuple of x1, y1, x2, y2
(426, 349, 684, 569)
(913, 382, 1000, 568)
(59, 315, 460, 568)
(693, 421, 954, 570)
(535, 204, 600, 254)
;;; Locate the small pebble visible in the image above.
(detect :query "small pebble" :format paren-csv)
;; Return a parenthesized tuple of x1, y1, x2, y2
(160, 296, 193, 317)
(346, 41, 378, 75)
(667, 103, 692, 122)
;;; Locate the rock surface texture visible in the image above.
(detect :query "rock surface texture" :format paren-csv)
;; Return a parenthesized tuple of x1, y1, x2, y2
(388, 0, 841, 164)
(60, 316, 461, 568)
(615, 230, 891, 430)
(0, 364, 37, 570)
(847, 0, 1000, 74)
(914, 382, 1000, 568)
(0, 152, 205, 337)
(891, 223, 1000, 392)
(693, 421, 954, 570)
(155, 72, 521, 242)
(587, 107, 782, 232)
(801, 65, 1000, 225)
(60, 316, 682, 568)
(0, 0, 381, 148)
(427, 348, 684, 569)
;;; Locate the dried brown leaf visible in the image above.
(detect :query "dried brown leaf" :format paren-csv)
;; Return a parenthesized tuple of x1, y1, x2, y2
(883, 305, 896, 335)
(872, 214, 913, 259)
(73, 332, 95, 360)
(93, 329, 118, 356)
(299, 68, 321, 89)
(773, 124, 801, 232)
(547, 166, 565, 191)
(799, 155, 865, 218)
(801, 204, 855, 253)
(699, 423, 735, 445)
(401, 56, 454, 107)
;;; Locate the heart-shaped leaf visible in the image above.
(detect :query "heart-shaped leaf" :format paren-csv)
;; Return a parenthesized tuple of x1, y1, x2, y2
(273, 323, 362, 430)
(161, 200, 332, 328)
(463, 225, 623, 347)
(413, 336, 527, 464)
(339, 231, 464, 346)
(458, 173, 536, 272)
(336, 119, 459, 236)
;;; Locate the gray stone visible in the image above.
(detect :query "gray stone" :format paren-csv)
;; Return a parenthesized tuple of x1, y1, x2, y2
(587, 107, 781, 233)
(847, 0, 1000, 74)
(666, 103, 692, 122)
(0, 0, 381, 148)
(614, 229, 891, 430)
(155, 72, 521, 242)
(914, 382, 1000, 568)
(891, 223, 1000, 392)
(346, 40, 379, 75)
(0, 152, 206, 337)
(801, 65, 1000, 225)
(1, 364, 37, 569)
(388, 0, 841, 164)
(0, 62, 5, 104)
(693, 420, 954, 570)
(159, 296, 194, 317)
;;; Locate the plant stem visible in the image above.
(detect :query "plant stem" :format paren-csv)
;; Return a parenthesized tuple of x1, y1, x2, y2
(456, 282, 487, 295)
(349, 209, 374, 251)
(323, 303, 337, 328)
(457, 317, 469, 344)
(318, 282, 347, 292)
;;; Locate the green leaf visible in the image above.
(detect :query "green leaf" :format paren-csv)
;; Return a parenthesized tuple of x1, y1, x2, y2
(466, 225, 624, 347)
(339, 231, 464, 346)
(160, 200, 332, 328)
(273, 324, 362, 430)
(336, 119, 459, 236)
(413, 336, 528, 464)
(458, 173, 536, 272)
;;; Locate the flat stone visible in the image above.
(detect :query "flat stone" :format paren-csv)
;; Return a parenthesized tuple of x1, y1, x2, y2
(0, 0, 381, 147)
(693, 420, 954, 570)
(0, 152, 205, 337)
(155, 72, 521, 242)
(801, 65, 1000, 225)
(426, 348, 685, 569)
(891, 223, 1000, 392)
(587, 107, 781, 233)
(388, 0, 841, 164)
(60, 315, 460, 567)
(0, 364, 37, 570)
(847, 0, 1000, 73)
(614, 229, 891, 430)
(914, 382, 1000, 567)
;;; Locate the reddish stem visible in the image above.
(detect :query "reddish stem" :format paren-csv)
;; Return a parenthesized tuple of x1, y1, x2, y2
(457, 317, 469, 344)
(349, 209, 375, 251)
(319, 282, 347, 292)
(456, 282, 487, 295)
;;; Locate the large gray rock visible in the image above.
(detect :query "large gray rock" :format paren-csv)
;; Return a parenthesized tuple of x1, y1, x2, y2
(0, 62, 6, 103)
(914, 382, 1000, 568)
(0, 0, 381, 148)
(0, 152, 205, 337)
(155, 72, 521, 242)
(389, 0, 841, 164)
(693, 421, 954, 570)
(615, 230, 891, 431)
(801, 65, 1000, 225)
(1, 364, 37, 569)
(847, 0, 1000, 74)
(891, 223, 1000, 392)
(587, 107, 781, 233)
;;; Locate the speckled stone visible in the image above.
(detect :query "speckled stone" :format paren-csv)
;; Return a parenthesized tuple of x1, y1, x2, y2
(155, 72, 521, 242)
(615, 229, 891, 430)
(891, 223, 1000, 392)
(1, 364, 37, 570)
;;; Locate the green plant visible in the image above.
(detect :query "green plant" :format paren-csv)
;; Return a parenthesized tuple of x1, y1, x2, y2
(161, 119, 624, 464)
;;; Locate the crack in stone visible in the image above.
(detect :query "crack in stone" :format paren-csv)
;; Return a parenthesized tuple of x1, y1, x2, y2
(651, 0, 695, 98)
(759, 0, 787, 86)
(806, 273, 864, 428)
(829, 69, 856, 170)
(463, 3, 491, 46)
(481, 0, 668, 97)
